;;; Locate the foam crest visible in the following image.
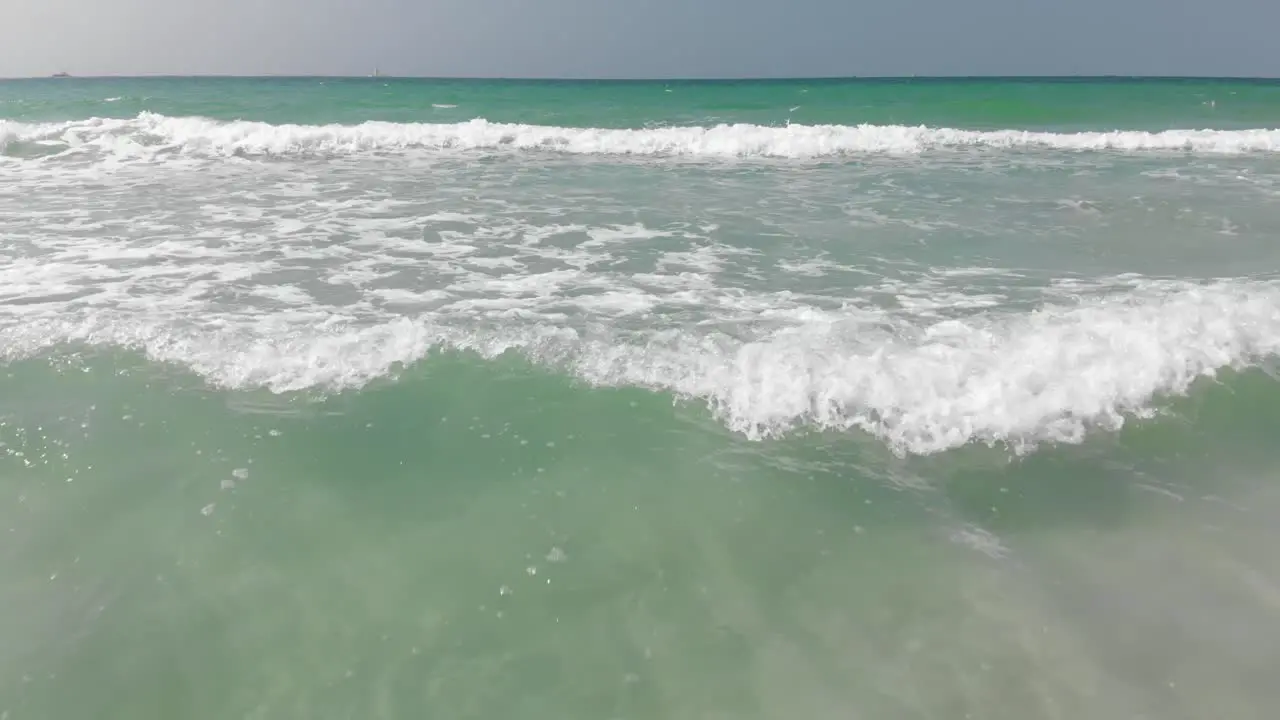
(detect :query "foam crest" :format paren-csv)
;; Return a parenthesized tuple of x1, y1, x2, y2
(4, 280, 1278, 455)
(634, 281, 1280, 453)
(4, 113, 1280, 160)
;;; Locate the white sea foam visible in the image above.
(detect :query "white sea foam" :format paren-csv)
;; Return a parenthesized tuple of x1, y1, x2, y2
(2, 278, 1278, 456)
(4, 110, 1279, 455)
(4, 112, 1280, 160)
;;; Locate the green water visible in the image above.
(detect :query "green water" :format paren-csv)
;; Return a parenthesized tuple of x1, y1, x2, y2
(3, 77, 1280, 719)
(6, 353, 1280, 719)
(3, 76, 1279, 129)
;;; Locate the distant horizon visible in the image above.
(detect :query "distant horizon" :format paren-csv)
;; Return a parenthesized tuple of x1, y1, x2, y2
(6, 73, 1280, 82)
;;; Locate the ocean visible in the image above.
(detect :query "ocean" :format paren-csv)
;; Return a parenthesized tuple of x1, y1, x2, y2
(2, 76, 1280, 719)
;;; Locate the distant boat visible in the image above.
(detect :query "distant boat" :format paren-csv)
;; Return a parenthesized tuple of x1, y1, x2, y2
(51, 71, 71, 78)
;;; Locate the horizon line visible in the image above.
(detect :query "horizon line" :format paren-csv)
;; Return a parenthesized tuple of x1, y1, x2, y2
(5, 73, 1280, 82)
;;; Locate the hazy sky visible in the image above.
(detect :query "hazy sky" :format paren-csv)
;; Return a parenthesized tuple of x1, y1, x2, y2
(4, 0, 1279, 79)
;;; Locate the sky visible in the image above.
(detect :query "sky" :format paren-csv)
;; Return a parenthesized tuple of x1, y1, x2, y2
(3, 0, 1279, 79)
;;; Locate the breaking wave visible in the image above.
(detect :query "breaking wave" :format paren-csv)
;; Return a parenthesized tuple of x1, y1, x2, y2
(4, 112, 1280, 160)
(4, 278, 1279, 456)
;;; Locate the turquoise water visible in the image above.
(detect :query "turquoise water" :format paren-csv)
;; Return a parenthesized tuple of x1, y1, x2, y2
(3, 76, 1279, 129)
(3, 77, 1280, 719)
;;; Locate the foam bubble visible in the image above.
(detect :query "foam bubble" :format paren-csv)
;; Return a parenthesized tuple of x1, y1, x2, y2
(4, 113, 1280, 161)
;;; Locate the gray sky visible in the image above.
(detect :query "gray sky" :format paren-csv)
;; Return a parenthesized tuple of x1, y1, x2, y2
(3, 0, 1279, 78)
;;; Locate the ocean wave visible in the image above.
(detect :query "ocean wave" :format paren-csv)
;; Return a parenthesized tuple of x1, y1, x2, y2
(3, 112, 1280, 160)
(3, 279, 1278, 455)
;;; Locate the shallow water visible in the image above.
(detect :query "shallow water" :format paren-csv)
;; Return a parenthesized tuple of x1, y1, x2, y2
(3, 77, 1280, 719)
